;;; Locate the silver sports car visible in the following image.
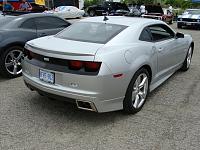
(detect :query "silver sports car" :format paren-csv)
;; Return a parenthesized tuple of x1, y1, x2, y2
(22, 16, 194, 113)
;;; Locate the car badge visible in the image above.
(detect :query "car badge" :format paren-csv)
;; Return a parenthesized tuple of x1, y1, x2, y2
(44, 57, 50, 62)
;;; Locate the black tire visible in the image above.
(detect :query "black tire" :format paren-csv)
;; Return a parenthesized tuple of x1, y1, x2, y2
(123, 68, 150, 114)
(180, 46, 193, 71)
(0, 46, 23, 78)
(88, 10, 96, 17)
(169, 20, 173, 24)
(177, 23, 182, 29)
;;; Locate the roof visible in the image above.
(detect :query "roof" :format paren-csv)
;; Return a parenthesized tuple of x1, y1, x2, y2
(17, 13, 56, 18)
(80, 16, 164, 27)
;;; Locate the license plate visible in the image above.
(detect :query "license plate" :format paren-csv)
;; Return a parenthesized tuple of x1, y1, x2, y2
(39, 69, 55, 84)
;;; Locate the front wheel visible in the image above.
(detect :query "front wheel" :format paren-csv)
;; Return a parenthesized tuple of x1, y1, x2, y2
(180, 46, 193, 71)
(123, 68, 150, 114)
(177, 23, 182, 29)
(0, 46, 23, 78)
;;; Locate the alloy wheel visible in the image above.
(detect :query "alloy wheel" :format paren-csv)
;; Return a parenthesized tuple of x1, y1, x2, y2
(132, 73, 149, 109)
(5, 49, 23, 75)
(187, 47, 192, 69)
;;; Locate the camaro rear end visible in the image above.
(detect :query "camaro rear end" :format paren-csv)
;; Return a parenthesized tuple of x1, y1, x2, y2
(22, 21, 130, 113)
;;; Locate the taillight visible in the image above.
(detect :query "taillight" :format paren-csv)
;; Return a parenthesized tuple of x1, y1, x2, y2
(69, 60, 83, 70)
(68, 60, 101, 72)
(23, 48, 35, 60)
(28, 51, 35, 60)
(85, 62, 101, 72)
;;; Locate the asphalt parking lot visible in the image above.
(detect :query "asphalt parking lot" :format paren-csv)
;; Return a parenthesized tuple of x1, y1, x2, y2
(0, 23, 200, 150)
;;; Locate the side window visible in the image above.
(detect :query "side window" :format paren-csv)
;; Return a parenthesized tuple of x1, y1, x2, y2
(20, 19, 36, 30)
(139, 28, 152, 42)
(35, 17, 69, 30)
(149, 24, 175, 42)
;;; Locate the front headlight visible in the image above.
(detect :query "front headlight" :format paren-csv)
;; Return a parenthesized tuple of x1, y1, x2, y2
(197, 19, 200, 22)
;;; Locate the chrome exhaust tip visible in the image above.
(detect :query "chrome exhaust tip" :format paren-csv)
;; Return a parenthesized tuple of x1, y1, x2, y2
(76, 100, 97, 112)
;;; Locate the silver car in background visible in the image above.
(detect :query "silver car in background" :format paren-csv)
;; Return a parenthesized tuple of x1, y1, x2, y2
(22, 17, 194, 113)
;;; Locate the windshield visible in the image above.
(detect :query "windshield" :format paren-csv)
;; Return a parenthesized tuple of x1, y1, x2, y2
(184, 9, 200, 15)
(56, 22, 127, 44)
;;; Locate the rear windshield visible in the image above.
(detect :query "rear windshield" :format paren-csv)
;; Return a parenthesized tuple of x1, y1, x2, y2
(56, 22, 127, 44)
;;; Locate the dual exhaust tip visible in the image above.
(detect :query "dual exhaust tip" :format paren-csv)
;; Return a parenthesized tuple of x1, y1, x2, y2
(76, 100, 97, 112)
(25, 81, 97, 112)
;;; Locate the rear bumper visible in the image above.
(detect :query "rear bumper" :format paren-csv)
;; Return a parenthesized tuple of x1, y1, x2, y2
(22, 59, 126, 113)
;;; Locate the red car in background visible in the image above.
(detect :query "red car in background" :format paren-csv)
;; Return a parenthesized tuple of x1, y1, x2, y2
(142, 5, 173, 24)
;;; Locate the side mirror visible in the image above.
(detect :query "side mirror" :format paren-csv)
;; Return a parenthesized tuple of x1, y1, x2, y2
(176, 32, 184, 38)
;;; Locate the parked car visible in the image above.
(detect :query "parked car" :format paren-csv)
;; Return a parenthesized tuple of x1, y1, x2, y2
(87, 2, 129, 16)
(22, 16, 194, 113)
(44, 6, 85, 19)
(142, 5, 173, 24)
(177, 9, 200, 29)
(0, 13, 70, 78)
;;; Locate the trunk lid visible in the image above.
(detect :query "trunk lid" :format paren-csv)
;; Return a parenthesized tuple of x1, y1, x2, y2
(26, 36, 104, 61)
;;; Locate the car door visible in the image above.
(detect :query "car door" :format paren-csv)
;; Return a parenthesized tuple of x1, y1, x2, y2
(20, 18, 37, 42)
(148, 24, 183, 78)
(35, 16, 70, 38)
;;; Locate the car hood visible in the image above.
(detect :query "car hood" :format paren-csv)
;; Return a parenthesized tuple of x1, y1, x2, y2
(179, 14, 200, 19)
(26, 36, 104, 61)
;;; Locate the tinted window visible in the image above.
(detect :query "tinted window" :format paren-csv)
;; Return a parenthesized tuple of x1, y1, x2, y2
(139, 28, 152, 42)
(21, 19, 36, 29)
(149, 24, 175, 42)
(35, 17, 68, 30)
(56, 22, 127, 44)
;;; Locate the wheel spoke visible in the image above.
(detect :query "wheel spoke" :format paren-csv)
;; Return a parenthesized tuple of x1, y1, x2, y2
(135, 78, 140, 88)
(133, 94, 140, 108)
(139, 77, 147, 89)
(5, 62, 13, 68)
(138, 91, 145, 99)
(13, 66, 18, 75)
(10, 52, 15, 59)
(16, 51, 23, 61)
(138, 99, 145, 108)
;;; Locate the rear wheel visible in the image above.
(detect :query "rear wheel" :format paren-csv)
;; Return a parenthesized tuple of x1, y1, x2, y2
(0, 46, 23, 78)
(181, 46, 193, 71)
(169, 19, 173, 24)
(123, 68, 150, 114)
